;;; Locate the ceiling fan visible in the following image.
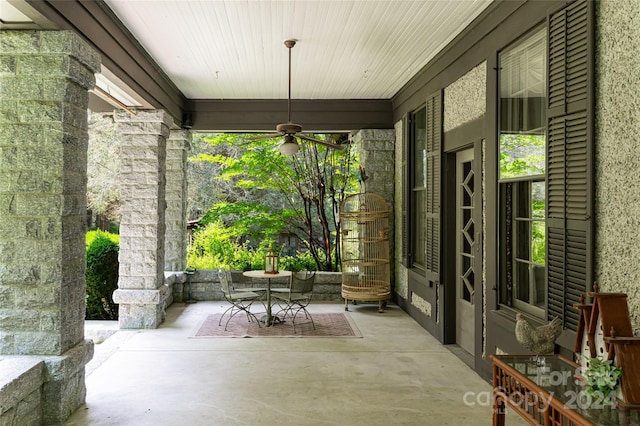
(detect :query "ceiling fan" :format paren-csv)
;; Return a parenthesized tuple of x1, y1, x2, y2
(249, 40, 346, 156)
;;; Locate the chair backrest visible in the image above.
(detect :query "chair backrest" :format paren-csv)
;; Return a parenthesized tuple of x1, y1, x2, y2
(218, 269, 232, 295)
(291, 271, 315, 294)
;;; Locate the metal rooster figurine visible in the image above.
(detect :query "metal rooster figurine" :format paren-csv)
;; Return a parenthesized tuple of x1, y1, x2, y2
(515, 313, 562, 364)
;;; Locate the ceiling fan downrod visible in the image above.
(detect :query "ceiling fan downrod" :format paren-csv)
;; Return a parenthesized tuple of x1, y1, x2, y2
(248, 38, 345, 155)
(285, 39, 296, 124)
(277, 39, 302, 137)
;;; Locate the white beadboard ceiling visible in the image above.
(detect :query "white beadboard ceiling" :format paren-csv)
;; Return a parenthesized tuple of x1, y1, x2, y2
(103, 0, 494, 101)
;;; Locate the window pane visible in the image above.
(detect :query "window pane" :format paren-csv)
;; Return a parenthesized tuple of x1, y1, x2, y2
(411, 106, 427, 268)
(514, 261, 530, 304)
(530, 264, 545, 308)
(532, 220, 546, 264)
(515, 220, 530, 259)
(414, 107, 427, 188)
(531, 181, 545, 219)
(515, 262, 546, 309)
(499, 134, 545, 178)
(414, 189, 425, 266)
(512, 181, 546, 264)
(499, 26, 547, 179)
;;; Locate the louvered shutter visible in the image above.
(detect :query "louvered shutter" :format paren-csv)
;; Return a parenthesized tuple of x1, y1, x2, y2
(401, 116, 410, 266)
(546, 0, 593, 332)
(425, 91, 443, 285)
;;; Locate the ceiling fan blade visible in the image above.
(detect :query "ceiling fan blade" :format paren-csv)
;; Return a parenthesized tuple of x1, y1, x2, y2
(298, 134, 346, 150)
(244, 132, 283, 141)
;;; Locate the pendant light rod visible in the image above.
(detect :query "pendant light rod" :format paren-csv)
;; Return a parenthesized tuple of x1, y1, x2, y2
(284, 39, 296, 123)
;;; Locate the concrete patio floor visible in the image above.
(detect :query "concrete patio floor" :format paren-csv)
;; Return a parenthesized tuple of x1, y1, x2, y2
(65, 301, 527, 426)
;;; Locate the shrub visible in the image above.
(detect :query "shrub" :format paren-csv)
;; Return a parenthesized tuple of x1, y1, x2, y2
(86, 230, 119, 320)
(187, 220, 323, 272)
(86, 229, 120, 247)
(280, 252, 319, 272)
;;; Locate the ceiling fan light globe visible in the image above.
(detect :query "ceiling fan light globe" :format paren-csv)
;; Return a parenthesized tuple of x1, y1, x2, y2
(280, 140, 299, 156)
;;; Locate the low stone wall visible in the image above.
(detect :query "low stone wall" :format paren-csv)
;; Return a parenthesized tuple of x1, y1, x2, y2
(0, 358, 44, 425)
(168, 270, 344, 302)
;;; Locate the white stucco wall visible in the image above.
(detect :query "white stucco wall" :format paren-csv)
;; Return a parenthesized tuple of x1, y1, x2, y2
(394, 119, 409, 300)
(594, 0, 640, 334)
(412, 293, 432, 317)
(444, 62, 487, 132)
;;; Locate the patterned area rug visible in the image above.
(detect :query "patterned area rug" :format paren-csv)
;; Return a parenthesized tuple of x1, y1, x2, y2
(191, 312, 362, 338)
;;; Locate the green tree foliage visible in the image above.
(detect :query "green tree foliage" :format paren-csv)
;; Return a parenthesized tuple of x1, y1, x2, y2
(500, 133, 546, 266)
(85, 230, 119, 320)
(189, 133, 357, 271)
(87, 114, 121, 224)
(199, 201, 297, 244)
(187, 220, 317, 271)
(499, 134, 545, 179)
(532, 201, 546, 264)
(186, 133, 237, 220)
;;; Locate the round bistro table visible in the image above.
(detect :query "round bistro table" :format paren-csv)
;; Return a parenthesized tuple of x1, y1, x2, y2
(242, 270, 292, 326)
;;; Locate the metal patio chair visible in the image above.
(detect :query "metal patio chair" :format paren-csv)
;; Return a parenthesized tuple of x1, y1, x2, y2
(218, 269, 262, 331)
(272, 271, 316, 332)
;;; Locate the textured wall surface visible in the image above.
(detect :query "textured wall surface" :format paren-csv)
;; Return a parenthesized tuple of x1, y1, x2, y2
(164, 129, 190, 271)
(393, 120, 409, 300)
(113, 110, 172, 329)
(0, 359, 44, 425)
(170, 270, 343, 302)
(482, 139, 487, 357)
(411, 292, 432, 317)
(444, 62, 487, 132)
(0, 29, 99, 424)
(594, 0, 640, 334)
(352, 129, 395, 205)
(0, 30, 98, 355)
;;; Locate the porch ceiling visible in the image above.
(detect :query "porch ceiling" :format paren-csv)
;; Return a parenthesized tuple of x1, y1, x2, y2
(2, 0, 494, 129)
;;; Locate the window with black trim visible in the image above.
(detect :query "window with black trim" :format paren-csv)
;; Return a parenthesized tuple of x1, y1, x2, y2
(411, 106, 426, 269)
(498, 25, 547, 317)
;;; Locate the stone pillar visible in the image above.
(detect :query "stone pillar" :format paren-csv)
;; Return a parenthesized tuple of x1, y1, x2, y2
(352, 129, 395, 205)
(0, 30, 100, 423)
(352, 129, 396, 270)
(164, 129, 190, 271)
(113, 110, 172, 329)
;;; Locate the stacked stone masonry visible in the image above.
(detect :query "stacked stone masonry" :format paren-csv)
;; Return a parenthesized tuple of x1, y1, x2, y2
(164, 130, 190, 271)
(112, 110, 174, 329)
(169, 270, 344, 303)
(0, 359, 44, 425)
(0, 30, 100, 424)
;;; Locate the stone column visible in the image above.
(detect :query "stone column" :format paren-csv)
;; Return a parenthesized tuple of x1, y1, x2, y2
(0, 30, 100, 423)
(164, 129, 190, 271)
(352, 129, 396, 269)
(352, 129, 395, 205)
(113, 110, 172, 329)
